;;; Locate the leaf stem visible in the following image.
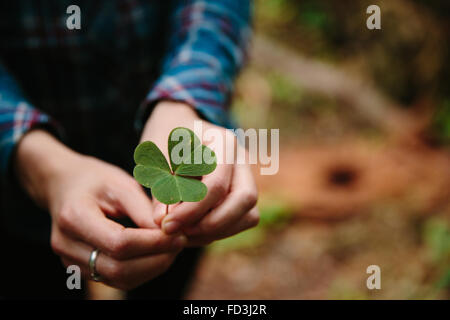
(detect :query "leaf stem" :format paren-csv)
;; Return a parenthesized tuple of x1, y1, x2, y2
(166, 204, 169, 216)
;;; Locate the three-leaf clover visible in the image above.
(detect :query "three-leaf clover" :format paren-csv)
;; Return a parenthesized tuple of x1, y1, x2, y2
(133, 127, 217, 205)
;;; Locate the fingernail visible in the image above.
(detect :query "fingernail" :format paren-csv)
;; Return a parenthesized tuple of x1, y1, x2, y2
(155, 206, 167, 226)
(163, 220, 181, 234)
(173, 234, 187, 247)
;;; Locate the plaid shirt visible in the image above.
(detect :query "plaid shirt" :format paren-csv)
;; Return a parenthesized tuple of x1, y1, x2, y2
(0, 0, 251, 177)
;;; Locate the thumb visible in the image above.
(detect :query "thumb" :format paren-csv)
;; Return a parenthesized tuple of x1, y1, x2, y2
(152, 200, 169, 227)
(114, 181, 157, 229)
(152, 200, 183, 227)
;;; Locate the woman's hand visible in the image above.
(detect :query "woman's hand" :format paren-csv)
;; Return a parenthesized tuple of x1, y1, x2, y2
(15, 130, 186, 290)
(141, 101, 259, 246)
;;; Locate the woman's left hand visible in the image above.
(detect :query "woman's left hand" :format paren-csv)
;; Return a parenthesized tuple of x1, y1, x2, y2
(140, 101, 259, 246)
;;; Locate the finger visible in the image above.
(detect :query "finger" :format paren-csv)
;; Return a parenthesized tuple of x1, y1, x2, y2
(101, 251, 177, 291)
(186, 206, 260, 247)
(54, 231, 95, 280)
(152, 199, 176, 227)
(55, 234, 178, 290)
(57, 200, 187, 260)
(112, 180, 156, 229)
(184, 164, 258, 237)
(161, 163, 233, 234)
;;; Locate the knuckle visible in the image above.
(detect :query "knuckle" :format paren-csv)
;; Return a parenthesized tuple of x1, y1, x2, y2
(240, 189, 258, 210)
(247, 210, 260, 228)
(109, 231, 129, 259)
(50, 233, 64, 256)
(210, 180, 227, 198)
(152, 233, 165, 249)
(203, 218, 218, 234)
(106, 260, 125, 281)
(57, 206, 74, 231)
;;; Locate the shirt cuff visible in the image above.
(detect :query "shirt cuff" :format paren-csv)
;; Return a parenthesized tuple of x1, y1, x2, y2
(0, 102, 62, 177)
(135, 67, 236, 131)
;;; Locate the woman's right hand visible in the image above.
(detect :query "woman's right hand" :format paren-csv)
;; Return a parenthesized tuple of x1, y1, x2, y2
(14, 130, 186, 290)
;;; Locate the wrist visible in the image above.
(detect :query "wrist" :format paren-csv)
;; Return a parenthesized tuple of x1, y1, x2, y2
(152, 101, 199, 120)
(141, 101, 201, 143)
(14, 129, 82, 208)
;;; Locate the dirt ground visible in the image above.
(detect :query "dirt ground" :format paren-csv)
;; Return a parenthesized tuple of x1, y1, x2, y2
(187, 142, 450, 299)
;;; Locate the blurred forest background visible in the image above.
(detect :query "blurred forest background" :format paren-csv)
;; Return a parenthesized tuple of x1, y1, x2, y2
(185, 0, 450, 300)
(87, 0, 450, 300)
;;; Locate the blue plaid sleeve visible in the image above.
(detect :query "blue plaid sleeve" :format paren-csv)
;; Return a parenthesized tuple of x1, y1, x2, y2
(0, 62, 58, 177)
(138, 0, 252, 129)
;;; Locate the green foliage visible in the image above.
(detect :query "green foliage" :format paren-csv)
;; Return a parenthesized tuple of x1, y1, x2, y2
(423, 217, 450, 290)
(133, 127, 216, 205)
(208, 227, 266, 253)
(297, 1, 329, 31)
(258, 197, 292, 229)
(432, 100, 450, 144)
(209, 197, 293, 253)
(436, 268, 450, 290)
(423, 217, 450, 262)
(267, 72, 303, 107)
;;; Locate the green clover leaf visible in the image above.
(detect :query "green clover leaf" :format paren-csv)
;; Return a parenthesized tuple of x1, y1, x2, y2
(133, 127, 217, 205)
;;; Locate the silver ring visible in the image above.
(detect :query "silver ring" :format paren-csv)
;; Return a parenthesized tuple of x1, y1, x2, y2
(89, 249, 103, 282)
